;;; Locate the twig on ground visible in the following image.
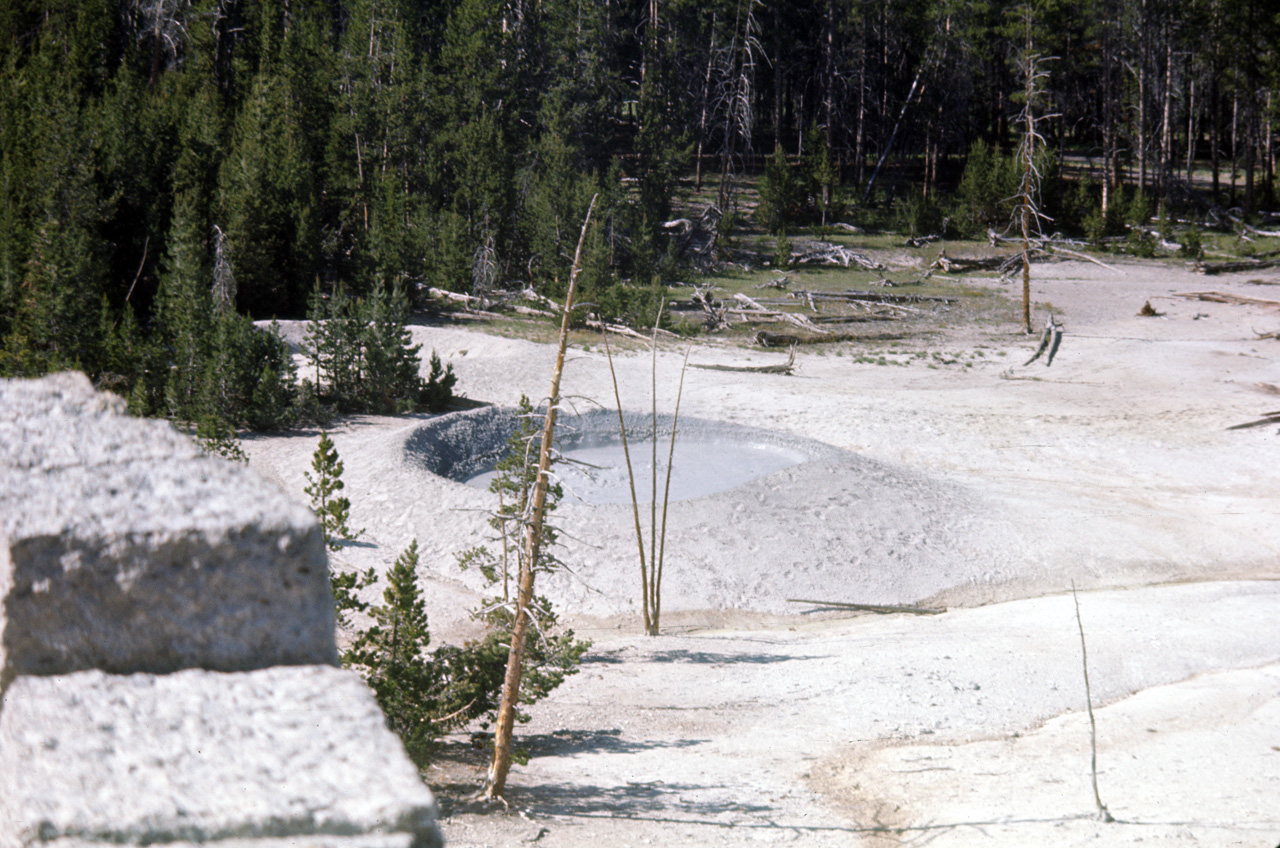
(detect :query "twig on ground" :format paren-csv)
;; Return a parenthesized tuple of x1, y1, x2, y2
(1072, 581, 1115, 824)
(786, 599, 945, 615)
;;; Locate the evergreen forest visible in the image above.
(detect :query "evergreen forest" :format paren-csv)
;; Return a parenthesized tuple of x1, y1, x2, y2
(3, 0, 1280, 426)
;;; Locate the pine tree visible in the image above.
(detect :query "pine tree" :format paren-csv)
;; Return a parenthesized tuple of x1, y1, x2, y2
(156, 191, 212, 421)
(346, 541, 434, 762)
(220, 72, 315, 315)
(360, 278, 422, 414)
(304, 430, 361, 551)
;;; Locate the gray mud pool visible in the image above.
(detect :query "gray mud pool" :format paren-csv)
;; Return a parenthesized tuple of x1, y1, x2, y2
(405, 406, 815, 504)
(404, 405, 1005, 614)
(465, 436, 807, 504)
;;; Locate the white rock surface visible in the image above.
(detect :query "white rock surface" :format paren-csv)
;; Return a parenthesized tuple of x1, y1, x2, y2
(0, 666, 441, 848)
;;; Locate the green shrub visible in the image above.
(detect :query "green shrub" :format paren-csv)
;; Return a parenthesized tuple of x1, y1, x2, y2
(420, 352, 457, 413)
(953, 139, 1019, 238)
(1179, 228, 1203, 259)
(773, 229, 793, 269)
(757, 144, 799, 234)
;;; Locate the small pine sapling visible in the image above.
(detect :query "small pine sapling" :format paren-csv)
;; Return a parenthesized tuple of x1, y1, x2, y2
(346, 541, 437, 764)
(305, 430, 362, 551)
(420, 351, 457, 413)
(194, 415, 248, 463)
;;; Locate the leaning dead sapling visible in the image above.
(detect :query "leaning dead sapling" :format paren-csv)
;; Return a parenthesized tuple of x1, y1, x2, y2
(481, 194, 598, 801)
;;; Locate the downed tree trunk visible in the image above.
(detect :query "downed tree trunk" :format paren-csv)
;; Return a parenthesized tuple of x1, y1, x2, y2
(792, 241, 884, 270)
(1196, 258, 1280, 275)
(733, 293, 827, 332)
(690, 346, 796, 374)
(787, 598, 945, 615)
(428, 286, 489, 307)
(1173, 291, 1280, 308)
(791, 289, 957, 305)
(932, 249, 1026, 274)
(755, 329, 909, 346)
(810, 315, 896, 324)
(872, 271, 933, 287)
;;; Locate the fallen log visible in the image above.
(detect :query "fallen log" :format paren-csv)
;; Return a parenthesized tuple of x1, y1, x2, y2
(791, 289, 958, 305)
(428, 286, 489, 307)
(810, 315, 896, 324)
(733, 293, 826, 332)
(792, 241, 883, 271)
(690, 346, 796, 375)
(872, 272, 932, 287)
(1196, 258, 1280, 275)
(1173, 291, 1280, 308)
(584, 319, 654, 341)
(754, 329, 909, 346)
(932, 249, 1025, 274)
(787, 598, 945, 615)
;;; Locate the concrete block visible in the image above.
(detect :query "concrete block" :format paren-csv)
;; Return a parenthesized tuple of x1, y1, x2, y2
(0, 666, 442, 848)
(0, 375, 336, 688)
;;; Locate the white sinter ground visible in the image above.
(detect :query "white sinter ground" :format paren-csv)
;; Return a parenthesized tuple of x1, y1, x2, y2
(247, 255, 1280, 848)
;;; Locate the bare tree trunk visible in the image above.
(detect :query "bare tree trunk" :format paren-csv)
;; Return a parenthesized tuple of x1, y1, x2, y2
(1186, 73, 1196, 185)
(1102, 16, 1113, 213)
(855, 1, 867, 187)
(1231, 90, 1239, 204)
(714, 0, 759, 246)
(774, 8, 783, 152)
(482, 196, 597, 802)
(1245, 103, 1256, 212)
(822, 0, 835, 157)
(355, 133, 369, 231)
(1161, 27, 1173, 201)
(1138, 40, 1147, 194)
(1267, 91, 1275, 203)
(1018, 12, 1038, 335)
(1211, 41, 1221, 199)
(695, 16, 717, 191)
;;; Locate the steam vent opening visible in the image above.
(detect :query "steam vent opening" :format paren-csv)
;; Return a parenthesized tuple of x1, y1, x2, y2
(406, 407, 809, 504)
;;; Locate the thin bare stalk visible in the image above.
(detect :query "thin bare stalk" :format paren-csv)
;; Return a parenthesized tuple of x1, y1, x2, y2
(482, 193, 597, 801)
(648, 304, 661, 626)
(1072, 581, 1114, 823)
(498, 485, 509, 603)
(603, 331, 651, 633)
(653, 343, 692, 635)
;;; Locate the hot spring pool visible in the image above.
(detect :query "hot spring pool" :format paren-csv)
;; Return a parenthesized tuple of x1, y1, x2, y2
(405, 406, 813, 505)
(464, 436, 807, 505)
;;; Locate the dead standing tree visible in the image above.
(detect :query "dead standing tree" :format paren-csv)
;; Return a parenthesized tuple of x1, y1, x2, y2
(481, 195, 597, 801)
(1013, 6, 1054, 335)
(712, 0, 762, 254)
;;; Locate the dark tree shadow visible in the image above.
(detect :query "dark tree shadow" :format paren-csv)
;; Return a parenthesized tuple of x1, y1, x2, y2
(638, 648, 828, 665)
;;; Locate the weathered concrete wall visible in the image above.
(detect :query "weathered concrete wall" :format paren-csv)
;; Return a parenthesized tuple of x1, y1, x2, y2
(0, 373, 441, 848)
(0, 373, 337, 688)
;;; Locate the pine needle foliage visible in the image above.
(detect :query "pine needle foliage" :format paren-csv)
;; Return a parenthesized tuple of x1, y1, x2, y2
(304, 430, 361, 552)
(456, 395, 590, 718)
